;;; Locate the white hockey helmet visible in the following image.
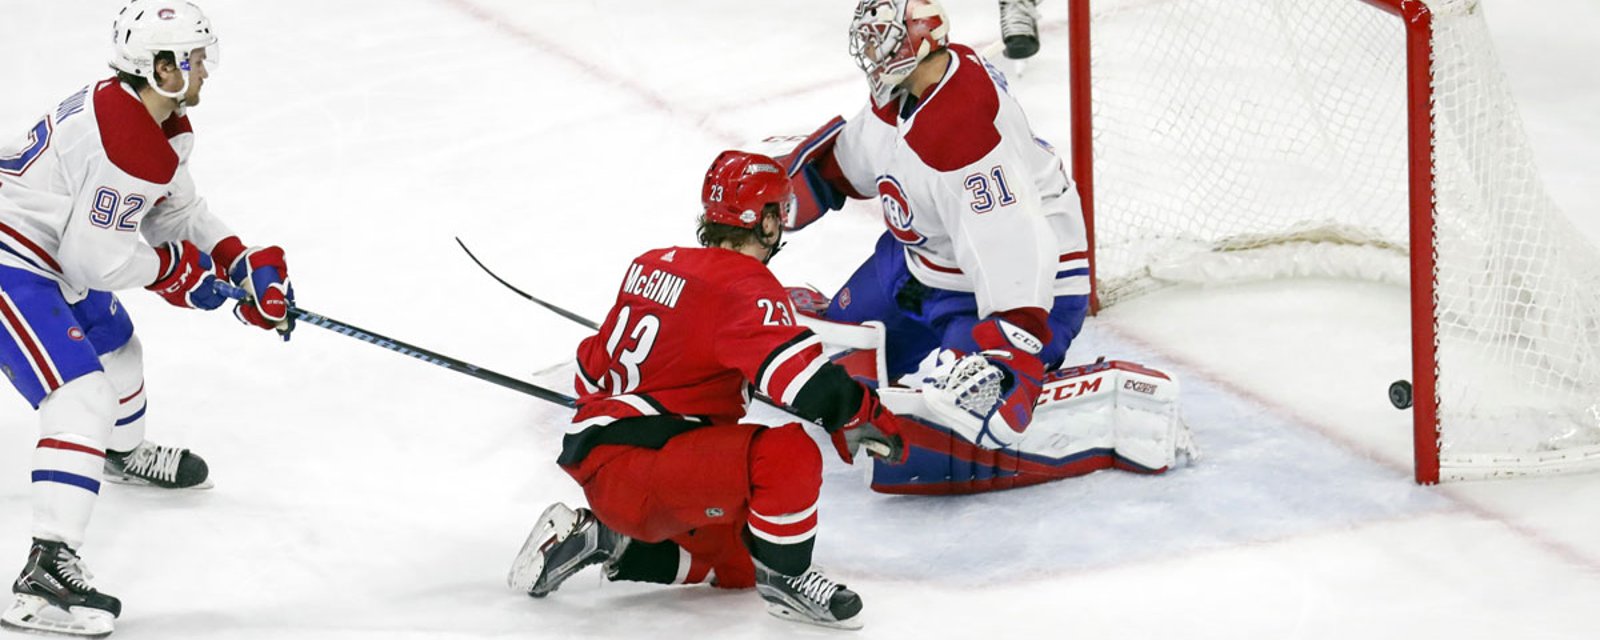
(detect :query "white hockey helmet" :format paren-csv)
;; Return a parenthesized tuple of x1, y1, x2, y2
(109, 0, 218, 100)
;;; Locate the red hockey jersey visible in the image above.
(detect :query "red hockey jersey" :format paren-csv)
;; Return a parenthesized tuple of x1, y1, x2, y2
(571, 247, 831, 432)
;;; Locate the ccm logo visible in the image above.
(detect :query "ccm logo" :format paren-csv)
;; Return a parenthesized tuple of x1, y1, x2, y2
(1123, 379, 1158, 395)
(1037, 376, 1103, 405)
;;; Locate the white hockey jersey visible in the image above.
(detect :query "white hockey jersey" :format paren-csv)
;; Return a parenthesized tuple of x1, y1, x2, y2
(831, 44, 1087, 317)
(0, 78, 234, 301)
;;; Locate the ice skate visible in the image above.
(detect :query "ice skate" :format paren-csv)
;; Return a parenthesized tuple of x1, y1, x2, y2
(755, 561, 864, 630)
(103, 441, 211, 489)
(1, 539, 120, 638)
(998, 0, 1041, 60)
(507, 503, 628, 597)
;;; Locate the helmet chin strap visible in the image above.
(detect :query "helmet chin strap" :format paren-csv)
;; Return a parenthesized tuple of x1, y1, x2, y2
(147, 63, 192, 104)
(759, 220, 786, 265)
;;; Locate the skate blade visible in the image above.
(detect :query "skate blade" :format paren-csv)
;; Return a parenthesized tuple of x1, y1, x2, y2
(764, 602, 863, 631)
(1, 594, 115, 638)
(507, 503, 580, 594)
(102, 471, 214, 491)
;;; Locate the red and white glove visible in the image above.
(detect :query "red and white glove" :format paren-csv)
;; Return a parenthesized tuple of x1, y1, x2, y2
(146, 241, 226, 310)
(772, 116, 854, 231)
(828, 389, 908, 465)
(215, 238, 293, 332)
(968, 315, 1048, 448)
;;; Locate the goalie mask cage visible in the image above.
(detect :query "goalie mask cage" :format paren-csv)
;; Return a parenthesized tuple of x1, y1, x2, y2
(1067, 0, 1600, 483)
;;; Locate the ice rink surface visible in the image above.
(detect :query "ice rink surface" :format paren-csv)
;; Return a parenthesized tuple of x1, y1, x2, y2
(1, 1, 1598, 638)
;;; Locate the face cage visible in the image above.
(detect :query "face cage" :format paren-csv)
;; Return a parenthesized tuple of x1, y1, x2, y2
(849, 20, 913, 103)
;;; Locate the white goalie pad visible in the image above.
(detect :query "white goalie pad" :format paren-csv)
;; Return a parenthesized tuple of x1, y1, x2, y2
(884, 358, 1193, 472)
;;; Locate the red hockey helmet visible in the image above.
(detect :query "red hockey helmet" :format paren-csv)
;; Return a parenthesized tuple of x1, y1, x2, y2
(701, 150, 794, 229)
(849, 0, 950, 104)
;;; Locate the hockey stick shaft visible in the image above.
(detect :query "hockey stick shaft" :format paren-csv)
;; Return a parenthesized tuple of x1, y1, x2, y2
(213, 281, 576, 408)
(455, 238, 600, 331)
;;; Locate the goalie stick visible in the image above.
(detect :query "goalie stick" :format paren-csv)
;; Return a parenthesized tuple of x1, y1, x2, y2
(452, 239, 900, 458)
(212, 281, 576, 408)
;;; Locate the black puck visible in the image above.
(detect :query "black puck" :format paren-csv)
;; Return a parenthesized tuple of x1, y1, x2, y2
(1389, 380, 1413, 410)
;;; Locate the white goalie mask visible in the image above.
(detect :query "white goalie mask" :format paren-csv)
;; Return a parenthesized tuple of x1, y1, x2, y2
(109, 0, 219, 101)
(848, 0, 950, 105)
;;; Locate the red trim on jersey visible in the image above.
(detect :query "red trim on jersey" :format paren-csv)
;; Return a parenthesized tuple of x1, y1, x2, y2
(161, 114, 193, 139)
(0, 296, 60, 391)
(0, 221, 62, 272)
(870, 98, 897, 126)
(37, 438, 106, 458)
(903, 45, 1002, 172)
(912, 250, 1088, 276)
(93, 79, 179, 184)
(1060, 251, 1088, 263)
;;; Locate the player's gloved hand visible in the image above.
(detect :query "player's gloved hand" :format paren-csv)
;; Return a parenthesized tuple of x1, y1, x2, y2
(225, 245, 294, 332)
(968, 316, 1048, 448)
(146, 240, 226, 310)
(773, 116, 849, 230)
(829, 389, 907, 465)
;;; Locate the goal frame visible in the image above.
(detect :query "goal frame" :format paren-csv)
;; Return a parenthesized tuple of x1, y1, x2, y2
(1066, 0, 1444, 483)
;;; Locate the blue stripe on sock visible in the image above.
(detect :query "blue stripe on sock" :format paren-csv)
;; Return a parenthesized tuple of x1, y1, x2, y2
(115, 402, 147, 426)
(1055, 268, 1091, 279)
(31, 470, 101, 493)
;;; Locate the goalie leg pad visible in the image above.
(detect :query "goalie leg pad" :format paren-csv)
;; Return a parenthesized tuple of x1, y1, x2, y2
(869, 360, 1192, 494)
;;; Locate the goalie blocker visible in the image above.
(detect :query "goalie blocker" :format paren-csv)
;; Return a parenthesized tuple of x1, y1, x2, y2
(799, 311, 1195, 495)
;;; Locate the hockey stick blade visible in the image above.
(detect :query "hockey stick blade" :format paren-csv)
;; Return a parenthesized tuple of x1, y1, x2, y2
(212, 281, 575, 408)
(455, 237, 600, 331)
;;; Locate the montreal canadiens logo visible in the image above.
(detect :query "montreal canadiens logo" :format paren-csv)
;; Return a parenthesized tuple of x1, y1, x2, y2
(68, 328, 85, 341)
(158, 8, 177, 19)
(877, 176, 927, 246)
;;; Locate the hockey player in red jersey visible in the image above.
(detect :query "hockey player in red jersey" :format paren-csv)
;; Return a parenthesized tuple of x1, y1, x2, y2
(507, 151, 911, 630)
(0, 2, 294, 636)
(775, 0, 1092, 493)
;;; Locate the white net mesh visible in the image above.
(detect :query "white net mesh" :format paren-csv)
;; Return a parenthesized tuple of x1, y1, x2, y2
(1085, 0, 1600, 479)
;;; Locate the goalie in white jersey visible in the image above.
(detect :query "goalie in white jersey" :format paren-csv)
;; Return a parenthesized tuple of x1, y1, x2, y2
(777, 0, 1090, 491)
(0, 2, 294, 636)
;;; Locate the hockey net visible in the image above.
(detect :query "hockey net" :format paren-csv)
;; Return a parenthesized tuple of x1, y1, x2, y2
(1069, 0, 1600, 482)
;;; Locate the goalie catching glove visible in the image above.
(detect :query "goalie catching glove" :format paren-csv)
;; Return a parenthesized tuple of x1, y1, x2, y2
(214, 237, 294, 333)
(923, 315, 1047, 449)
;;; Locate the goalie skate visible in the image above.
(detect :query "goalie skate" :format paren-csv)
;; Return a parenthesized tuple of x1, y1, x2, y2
(2, 540, 120, 638)
(507, 503, 627, 597)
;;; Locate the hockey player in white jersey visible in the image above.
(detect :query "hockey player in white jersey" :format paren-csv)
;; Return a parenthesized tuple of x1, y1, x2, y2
(0, 1, 294, 636)
(776, 0, 1101, 493)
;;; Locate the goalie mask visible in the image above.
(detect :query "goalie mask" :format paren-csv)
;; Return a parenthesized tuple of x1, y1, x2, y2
(700, 150, 794, 261)
(110, 0, 219, 102)
(849, 0, 950, 105)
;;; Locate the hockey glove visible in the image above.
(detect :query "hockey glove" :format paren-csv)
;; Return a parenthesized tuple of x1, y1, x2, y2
(225, 245, 294, 332)
(968, 316, 1048, 448)
(829, 389, 907, 465)
(146, 241, 226, 310)
(773, 116, 851, 230)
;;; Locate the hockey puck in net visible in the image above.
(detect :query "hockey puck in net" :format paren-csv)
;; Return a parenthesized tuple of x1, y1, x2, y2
(1388, 380, 1413, 410)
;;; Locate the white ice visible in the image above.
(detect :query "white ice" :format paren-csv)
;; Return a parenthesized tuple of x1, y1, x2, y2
(1, 1, 1598, 638)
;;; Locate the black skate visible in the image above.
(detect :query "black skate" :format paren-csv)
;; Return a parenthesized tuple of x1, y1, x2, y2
(507, 503, 629, 597)
(104, 441, 211, 489)
(755, 561, 864, 630)
(1, 539, 120, 638)
(999, 0, 1041, 60)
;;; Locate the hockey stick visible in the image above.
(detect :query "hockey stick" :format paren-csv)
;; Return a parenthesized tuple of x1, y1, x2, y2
(212, 281, 576, 408)
(455, 237, 599, 331)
